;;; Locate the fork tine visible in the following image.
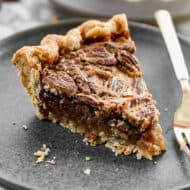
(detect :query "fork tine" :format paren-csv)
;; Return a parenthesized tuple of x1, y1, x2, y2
(174, 128, 190, 157)
(182, 129, 190, 145)
(181, 144, 190, 157)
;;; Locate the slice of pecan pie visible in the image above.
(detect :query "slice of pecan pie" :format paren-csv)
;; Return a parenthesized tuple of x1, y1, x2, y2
(12, 14, 166, 159)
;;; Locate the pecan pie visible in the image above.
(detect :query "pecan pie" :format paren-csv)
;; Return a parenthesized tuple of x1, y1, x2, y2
(12, 14, 166, 159)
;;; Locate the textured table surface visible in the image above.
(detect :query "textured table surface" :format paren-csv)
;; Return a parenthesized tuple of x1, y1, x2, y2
(0, 0, 190, 40)
(0, 0, 75, 39)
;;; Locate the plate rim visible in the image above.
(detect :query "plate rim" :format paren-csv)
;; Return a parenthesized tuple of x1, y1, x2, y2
(50, 0, 190, 20)
(0, 18, 190, 190)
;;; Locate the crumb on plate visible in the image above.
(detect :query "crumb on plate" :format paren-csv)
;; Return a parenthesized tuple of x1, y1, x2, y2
(34, 144, 50, 164)
(46, 159, 56, 165)
(46, 156, 56, 165)
(85, 156, 91, 161)
(84, 168, 91, 175)
(22, 124, 28, 130)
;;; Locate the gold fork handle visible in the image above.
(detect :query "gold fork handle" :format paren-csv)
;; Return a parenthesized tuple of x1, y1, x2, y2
(155, 10, 189, 85)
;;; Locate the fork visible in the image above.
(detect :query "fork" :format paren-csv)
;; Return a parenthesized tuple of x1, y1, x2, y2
(155, 10, 190, 157)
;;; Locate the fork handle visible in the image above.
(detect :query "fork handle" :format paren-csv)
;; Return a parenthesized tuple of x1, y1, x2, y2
(155, 10, 190, 89)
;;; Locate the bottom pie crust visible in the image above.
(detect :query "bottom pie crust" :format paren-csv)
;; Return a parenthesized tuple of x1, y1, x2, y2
(46, 112, 165, 160)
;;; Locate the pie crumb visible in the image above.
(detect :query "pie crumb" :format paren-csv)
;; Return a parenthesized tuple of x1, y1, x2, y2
(34, 144, 50, 164)
(46, 159, 56, 165)
(22, 124, 28, 130)
(84, 168, 91, 175)
(46, 156, 56, 165)
(85, 156, 91, 161)
(154, 161, 157, 164)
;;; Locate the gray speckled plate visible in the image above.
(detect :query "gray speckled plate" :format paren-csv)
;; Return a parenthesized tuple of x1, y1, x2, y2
(51, 0, 190, 20)
(0, 19, 190, 190)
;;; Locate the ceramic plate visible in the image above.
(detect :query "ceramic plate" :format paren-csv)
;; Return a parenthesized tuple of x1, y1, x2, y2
(0, 19, 190, 190)
(51, 0, 190, 20)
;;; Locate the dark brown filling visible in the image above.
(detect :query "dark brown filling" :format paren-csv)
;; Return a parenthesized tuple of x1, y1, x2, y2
(39, 90, 142, 143)
(41, 38, 158, 132)
(39, 89, 166, 155)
